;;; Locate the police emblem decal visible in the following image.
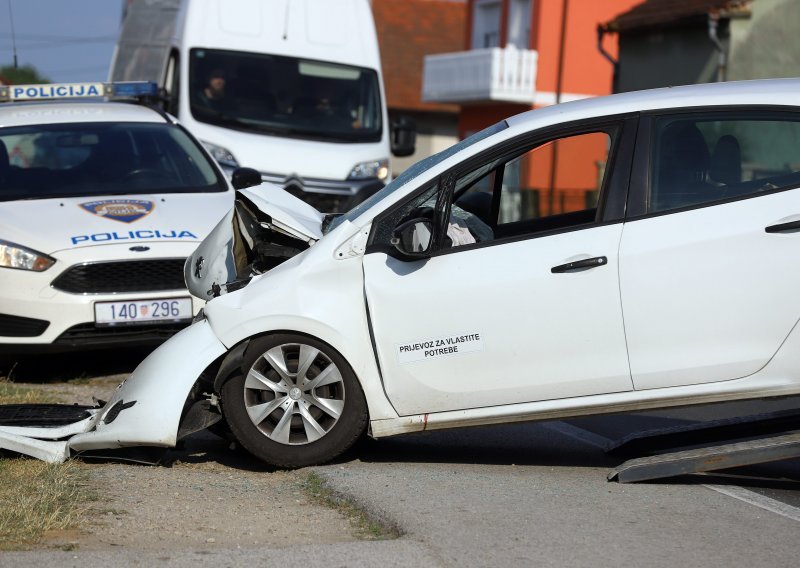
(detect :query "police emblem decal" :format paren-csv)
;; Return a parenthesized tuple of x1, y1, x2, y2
(79, 199, 154, 223)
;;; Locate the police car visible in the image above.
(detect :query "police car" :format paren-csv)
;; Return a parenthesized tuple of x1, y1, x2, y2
(0, 82, 233, 351)
(5, 78, 800, 468)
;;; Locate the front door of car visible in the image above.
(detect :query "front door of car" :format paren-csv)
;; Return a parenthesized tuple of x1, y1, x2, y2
(362, 123, 636, 416)
(619, 111, 800, 390)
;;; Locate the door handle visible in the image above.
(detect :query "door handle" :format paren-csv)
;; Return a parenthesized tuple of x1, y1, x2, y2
(765, 220, 800, 233)
(551, 256, 608, 273)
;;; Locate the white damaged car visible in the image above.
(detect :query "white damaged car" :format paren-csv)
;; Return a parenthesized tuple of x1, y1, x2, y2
(0, 82, 232, 352)
(4, 79, 800, 467)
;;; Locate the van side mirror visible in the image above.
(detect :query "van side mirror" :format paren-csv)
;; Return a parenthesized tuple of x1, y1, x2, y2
(391, 116, 416, 158)
(391, 217, 433, 259)
(231, 167, 262, 190)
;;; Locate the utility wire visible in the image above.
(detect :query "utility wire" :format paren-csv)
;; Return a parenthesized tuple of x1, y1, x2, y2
(7, 0, 18, 68)
(0, 33, 117, 41)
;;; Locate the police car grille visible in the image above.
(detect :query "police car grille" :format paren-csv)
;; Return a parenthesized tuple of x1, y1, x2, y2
(52, 259, 187, 294)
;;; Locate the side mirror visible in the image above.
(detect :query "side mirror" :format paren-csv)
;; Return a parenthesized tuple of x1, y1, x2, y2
(391, 116, 416, 158)
(231, 167, 262, 190)
(390, 217, 434, 258)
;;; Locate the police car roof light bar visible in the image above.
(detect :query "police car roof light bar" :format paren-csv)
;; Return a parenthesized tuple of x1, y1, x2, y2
(0, 82, 159, 103)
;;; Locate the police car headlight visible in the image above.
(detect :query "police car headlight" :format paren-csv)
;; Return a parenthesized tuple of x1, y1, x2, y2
(347, 158, 389, 181)
(0, 240, 55, 272)
(201, 140, 239, 173)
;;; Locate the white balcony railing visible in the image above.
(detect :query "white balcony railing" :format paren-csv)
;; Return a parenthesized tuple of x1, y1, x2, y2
(422, 46, 538, 104)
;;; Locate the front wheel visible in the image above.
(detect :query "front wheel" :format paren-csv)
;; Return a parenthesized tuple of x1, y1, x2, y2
(221, 334, 368, 468)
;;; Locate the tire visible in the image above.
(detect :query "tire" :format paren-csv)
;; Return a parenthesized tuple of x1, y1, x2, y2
(220, 334, 368, 468)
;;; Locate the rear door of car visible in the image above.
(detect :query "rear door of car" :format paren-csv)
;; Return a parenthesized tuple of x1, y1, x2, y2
(619, 108, 800, 390)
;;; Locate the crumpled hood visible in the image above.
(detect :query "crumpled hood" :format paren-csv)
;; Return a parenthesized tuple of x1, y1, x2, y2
(185, 183, 324, 300)
(0, 192, 233, 255)
(239, 183, 324, 241)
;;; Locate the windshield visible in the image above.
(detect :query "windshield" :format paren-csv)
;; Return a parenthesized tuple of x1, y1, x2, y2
(0, 122, 225, 201)
(326, 120, 509, 234)
(190, 49, 382, 143)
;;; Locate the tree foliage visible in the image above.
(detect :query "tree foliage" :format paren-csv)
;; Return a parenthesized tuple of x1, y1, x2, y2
(0, 65, 50, 85)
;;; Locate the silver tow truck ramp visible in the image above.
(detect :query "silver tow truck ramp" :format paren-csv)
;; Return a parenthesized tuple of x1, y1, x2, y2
(608, 430, 800, 482)
(607, 409, 800, 483)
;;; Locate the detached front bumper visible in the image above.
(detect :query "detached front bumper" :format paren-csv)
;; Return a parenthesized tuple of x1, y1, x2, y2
(0, 319, 227, 462)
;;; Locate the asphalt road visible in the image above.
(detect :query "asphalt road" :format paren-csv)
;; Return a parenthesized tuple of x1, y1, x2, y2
(309, 405, 800, 567)
(2, 349, 798, 566)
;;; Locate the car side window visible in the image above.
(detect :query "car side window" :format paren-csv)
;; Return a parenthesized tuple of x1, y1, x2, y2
(490, 131, 611, 240)
(443, 130, 613, 247)
(649, 114, 800, 213)
(370, 128, 617, 254)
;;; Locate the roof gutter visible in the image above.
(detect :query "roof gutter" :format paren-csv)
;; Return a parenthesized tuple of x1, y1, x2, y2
(596, 25, 619, 94)
(707, 11, 727, 82)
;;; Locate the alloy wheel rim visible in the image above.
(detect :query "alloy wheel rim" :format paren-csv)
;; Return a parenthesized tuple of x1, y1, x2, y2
(243, 343, 345, 445)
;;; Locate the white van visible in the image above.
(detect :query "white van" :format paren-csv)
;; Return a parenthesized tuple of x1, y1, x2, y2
(110, 0, 414, 212)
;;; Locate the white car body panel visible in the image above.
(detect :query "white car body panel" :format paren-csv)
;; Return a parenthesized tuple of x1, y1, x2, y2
(0, 244, 208, 346)
(0, 101, 167, 128)
(0, 320, 226, 461)
(183, 183, 322, 300)
(241, 184, 325, 242)
(0, 191, 230, 256)
(202, 219, 400, 422)
(0, 413, 97, 439)
(620, 190, 800, 390)
(370, 311, 800, 438)
(6, 79, 800, 462)
(67, 320, 226, 451)
(0, 100, 233, 347)
(0, 432, 70, 463)
(363, 224, 633, 415)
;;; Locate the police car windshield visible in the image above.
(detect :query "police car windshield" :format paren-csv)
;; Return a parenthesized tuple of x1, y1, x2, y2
(0, 122, 225, 201)
(189, 49, 382, 143)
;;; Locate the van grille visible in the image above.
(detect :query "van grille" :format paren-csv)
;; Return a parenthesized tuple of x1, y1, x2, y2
(51, 259, 186, 294)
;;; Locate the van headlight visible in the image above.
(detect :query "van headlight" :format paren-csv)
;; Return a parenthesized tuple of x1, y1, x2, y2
(201, 140, 239, 175)
(0, 240, 55, 271)
(347, 158, 389, 181)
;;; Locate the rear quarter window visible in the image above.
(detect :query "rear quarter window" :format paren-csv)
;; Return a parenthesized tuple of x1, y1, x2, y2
(649, 112, 800, 213)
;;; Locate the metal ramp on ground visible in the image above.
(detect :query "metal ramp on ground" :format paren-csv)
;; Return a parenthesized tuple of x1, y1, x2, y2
(607, 409, 800, 483)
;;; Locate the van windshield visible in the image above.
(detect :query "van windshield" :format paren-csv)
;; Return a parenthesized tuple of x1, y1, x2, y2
(190, 49, 382, 144)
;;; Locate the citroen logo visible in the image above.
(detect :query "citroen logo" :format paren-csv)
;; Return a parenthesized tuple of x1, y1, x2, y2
(283, 174, 304, 190)
(194, 256, 205, 278)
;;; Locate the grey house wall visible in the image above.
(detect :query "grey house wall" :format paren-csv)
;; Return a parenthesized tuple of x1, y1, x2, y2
(614, 0, 800, 93)
(727, 0, 800, 81)
(616, 24, 722, 92)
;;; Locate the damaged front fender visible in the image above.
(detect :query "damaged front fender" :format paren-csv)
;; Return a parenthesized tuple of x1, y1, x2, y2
(0, 320, 227, 462)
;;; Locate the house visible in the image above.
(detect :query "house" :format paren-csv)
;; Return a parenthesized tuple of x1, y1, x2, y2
(601, 0, 800, 92)
(372, 0, 468, 174)
(420, 0, 640, 217)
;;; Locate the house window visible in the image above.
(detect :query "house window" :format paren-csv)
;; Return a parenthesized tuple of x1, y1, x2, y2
(507, 0, 532, 49)
(472, 0, 502, 49)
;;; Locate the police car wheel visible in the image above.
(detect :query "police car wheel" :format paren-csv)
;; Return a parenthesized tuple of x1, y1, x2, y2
(221, 334, 368, 468)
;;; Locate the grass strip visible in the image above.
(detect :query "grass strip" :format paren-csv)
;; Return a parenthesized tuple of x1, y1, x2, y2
(0, 377, 92, 550)
(0, 380, 61, 405)
(0, 459, 92, 550)
(303, 471, 401, 540)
